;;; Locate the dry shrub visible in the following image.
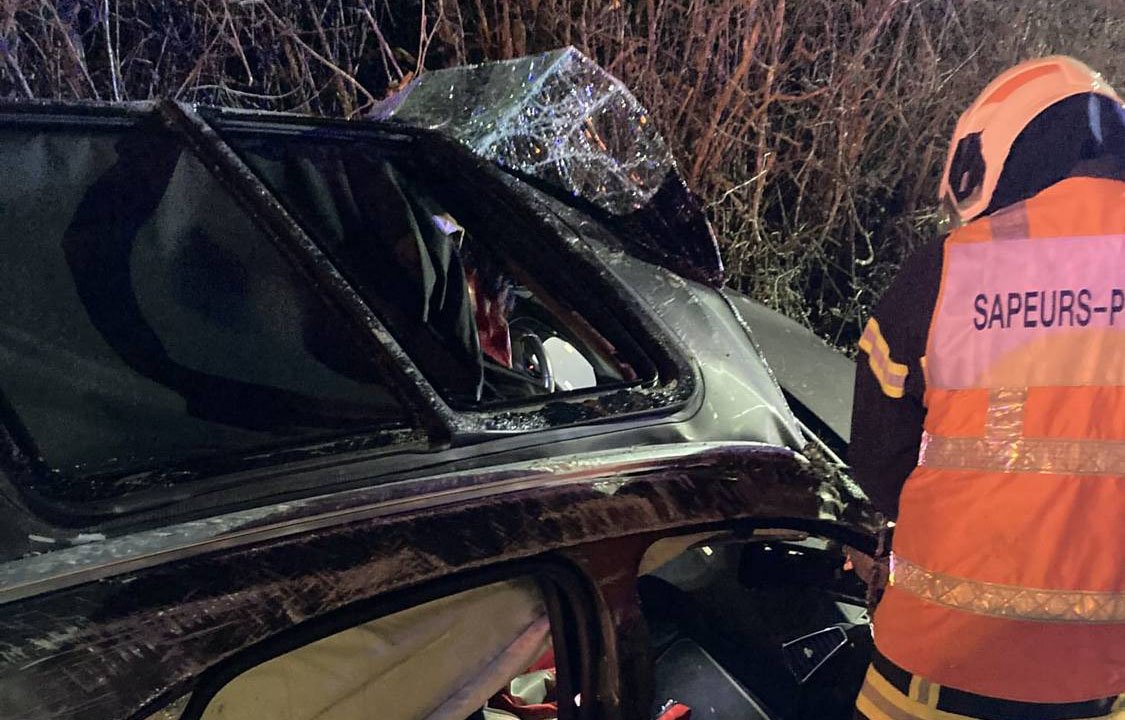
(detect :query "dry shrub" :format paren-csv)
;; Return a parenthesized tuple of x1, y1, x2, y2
(0, 1, 400, 114)
(1, 0, 1121, 347)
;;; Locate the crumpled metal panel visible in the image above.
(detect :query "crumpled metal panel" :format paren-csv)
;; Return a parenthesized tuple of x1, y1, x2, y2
(373, 48, 671, 216)
(0, 444, 876, 720)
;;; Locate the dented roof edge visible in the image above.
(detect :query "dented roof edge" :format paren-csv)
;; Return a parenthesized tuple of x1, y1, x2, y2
(0, 441, 875, 607)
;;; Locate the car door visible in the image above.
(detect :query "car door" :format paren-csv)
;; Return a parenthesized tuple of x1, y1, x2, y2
(0, 437, 875, 720)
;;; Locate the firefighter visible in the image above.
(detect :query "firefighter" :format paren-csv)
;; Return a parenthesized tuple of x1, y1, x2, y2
(850, 56, 1124, 720)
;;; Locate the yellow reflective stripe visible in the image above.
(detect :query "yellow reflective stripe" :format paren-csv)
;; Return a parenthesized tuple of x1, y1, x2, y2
(855, 666, 1120, 720)
(860, 666, 1125, 720)
(918, 431, 1125, 476)
(859, 667, 972, 720)
(907, 675, 939, 707)
(858, 687, 910, 720)
(904, 675, 940, 711)
(908, 675, 924, 703)
(921, 678, 939, 708)
(857, 691, 900, 720)
(859, 319, 908, 377)
(859, 318, 909, 399)
(861, 665, 1125, 720)
(890, 555, 1125, 624)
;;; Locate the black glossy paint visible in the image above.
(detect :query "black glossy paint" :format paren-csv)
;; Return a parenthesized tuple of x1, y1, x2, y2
(604, 172, 725, 287)
(0, 445, 875, 720)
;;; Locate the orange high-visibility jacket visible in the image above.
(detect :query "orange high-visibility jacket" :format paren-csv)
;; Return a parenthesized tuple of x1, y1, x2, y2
(859, 176, 1125, 703)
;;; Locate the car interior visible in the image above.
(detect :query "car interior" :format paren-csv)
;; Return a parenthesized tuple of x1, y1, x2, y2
(224, 131, 638, 409)
(174, 532, 873, 720)
(638, 531, 873, 720)
(187, 577, 562, 720)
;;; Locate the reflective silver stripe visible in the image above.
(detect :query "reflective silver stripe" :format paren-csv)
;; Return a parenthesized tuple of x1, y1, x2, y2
(918, 432, 1125, 475)
(890, 555, 1125, 624)
(984, 387, 1026, 439)
(918, 387, 1125, 475)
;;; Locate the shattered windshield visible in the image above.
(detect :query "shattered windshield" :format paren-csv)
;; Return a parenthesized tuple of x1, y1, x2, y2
(372, 47, 674, 216)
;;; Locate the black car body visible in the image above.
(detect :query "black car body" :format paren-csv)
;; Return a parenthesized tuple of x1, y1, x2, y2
(0, 49, 875, 720)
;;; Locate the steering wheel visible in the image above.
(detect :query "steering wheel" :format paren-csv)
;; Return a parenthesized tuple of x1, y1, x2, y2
(512, 331, 556, 393)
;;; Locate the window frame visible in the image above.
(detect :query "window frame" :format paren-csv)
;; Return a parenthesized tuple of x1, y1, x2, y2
(0, 104, 436, 519)
(390, 144, 655, 407)
(196, 107, 698, 433)
(208, 113, 674, 414)
(171, 559, 598, 720)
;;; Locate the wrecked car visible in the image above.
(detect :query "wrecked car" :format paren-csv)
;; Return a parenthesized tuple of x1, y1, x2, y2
(0, 48, 876, 720)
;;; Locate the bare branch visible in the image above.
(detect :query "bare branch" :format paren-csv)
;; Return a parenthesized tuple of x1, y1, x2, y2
(103, 0, 122, 101)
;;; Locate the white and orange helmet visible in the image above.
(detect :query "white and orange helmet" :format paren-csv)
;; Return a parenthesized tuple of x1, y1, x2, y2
(939, 56, 1121, 226)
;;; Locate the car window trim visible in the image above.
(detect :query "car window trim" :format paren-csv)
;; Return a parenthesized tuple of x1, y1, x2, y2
(157, 100, 457, 441)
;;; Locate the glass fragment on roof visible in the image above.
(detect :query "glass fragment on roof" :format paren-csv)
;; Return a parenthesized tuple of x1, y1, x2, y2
(372, 47, 674, 216)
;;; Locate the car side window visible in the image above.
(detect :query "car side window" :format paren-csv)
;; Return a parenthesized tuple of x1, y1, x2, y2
(0, 123, 409, 500)
(189, 577, 564, 720)
(224, 132, 634, 408)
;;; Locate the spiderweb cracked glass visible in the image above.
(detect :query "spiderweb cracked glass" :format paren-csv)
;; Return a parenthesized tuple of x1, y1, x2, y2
(372, 47, 674, 216)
